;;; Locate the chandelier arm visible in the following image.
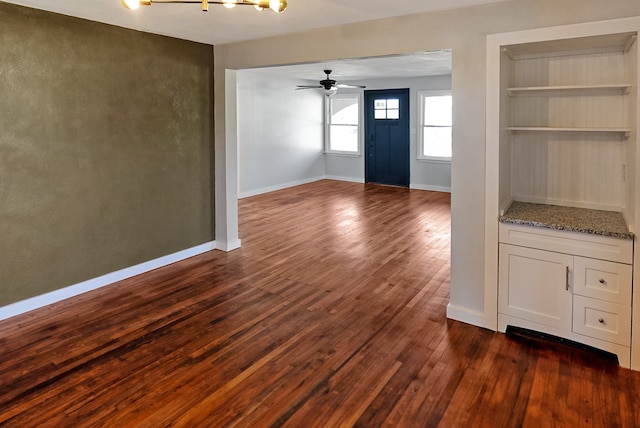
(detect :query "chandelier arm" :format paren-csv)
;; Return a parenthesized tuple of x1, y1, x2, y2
(122, 0, 286, 13)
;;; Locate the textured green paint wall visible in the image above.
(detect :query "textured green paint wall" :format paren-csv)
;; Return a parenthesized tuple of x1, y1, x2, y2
(0, 3, 214, 306)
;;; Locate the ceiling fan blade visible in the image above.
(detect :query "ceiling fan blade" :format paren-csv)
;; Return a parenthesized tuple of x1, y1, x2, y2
(336, 84, 366, 89)
(296, 85, 323, 90)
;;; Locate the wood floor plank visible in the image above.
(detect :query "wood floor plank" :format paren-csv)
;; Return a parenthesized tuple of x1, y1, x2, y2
(1, 180, 639, 427)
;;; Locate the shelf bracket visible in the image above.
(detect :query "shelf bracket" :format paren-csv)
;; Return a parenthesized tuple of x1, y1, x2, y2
(502, 47, 515, 60)
(624, 34, 637, 53)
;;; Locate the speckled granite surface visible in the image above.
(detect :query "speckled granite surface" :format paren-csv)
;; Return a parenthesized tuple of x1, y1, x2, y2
(499, 201, 634, 240)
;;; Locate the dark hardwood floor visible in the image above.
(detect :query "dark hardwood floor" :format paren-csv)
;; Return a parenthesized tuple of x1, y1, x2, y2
(1, 180, 639, 427)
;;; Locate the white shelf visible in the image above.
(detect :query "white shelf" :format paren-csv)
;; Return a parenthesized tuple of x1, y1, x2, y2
(507, 127, 630, 137)
(508, 84, 632, 96)
(503, 33, 637, 60)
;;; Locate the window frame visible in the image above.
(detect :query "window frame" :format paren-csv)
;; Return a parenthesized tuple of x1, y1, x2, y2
(324, 93, 362, 156)
(417, 90, 452, 163)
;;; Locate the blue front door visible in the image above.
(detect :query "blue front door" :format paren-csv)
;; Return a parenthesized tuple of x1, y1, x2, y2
(364, 89, 410, 187)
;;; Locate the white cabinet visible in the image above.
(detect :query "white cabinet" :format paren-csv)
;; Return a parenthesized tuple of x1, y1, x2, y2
(498, 223, 633, 366)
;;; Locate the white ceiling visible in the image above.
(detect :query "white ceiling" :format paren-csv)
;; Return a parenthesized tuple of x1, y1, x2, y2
(3, 0, 507, 45)
(243, 50, 453, 83)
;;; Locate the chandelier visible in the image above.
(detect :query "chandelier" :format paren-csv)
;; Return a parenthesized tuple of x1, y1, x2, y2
(122, 0, 287, 13)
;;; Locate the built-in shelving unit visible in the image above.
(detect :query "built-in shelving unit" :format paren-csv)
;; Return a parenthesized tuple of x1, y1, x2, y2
(485, 17, 640, 372)
(492, 28, 639, 368)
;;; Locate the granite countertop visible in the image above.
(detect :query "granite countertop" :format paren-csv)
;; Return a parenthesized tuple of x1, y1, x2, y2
(499, 201, 634, 240)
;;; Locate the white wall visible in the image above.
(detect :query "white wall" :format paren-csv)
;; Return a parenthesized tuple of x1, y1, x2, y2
(236, 70, 324, 198)
(215, 0, 640, 330)
(324, 151, 365, 183)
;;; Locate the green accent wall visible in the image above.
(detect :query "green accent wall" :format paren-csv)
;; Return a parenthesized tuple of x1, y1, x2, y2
(0, 2, 214, 306)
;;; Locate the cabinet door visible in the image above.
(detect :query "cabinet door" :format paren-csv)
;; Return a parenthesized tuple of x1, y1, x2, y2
(499, 244, 573, 331)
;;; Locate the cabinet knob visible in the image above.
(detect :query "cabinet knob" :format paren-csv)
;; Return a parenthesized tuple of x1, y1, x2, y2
(599, 278, 606, 284)
(598, 318, 605, 324)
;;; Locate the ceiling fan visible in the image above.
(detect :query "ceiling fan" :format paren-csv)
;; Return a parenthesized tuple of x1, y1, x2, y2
(296, 70, 366, 95)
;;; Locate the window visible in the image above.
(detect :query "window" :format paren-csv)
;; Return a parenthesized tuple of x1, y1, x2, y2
(418, 91, 452, 161)
(325, 94, 361, 155)
(374, 98, 400, 120)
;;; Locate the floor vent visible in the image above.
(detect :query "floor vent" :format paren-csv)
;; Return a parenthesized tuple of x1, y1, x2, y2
(505, 325, 619, 366)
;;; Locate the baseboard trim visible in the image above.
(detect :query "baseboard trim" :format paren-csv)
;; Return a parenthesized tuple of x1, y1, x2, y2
(240, 177, 451, 196)
(0, 241, 217, 322)
(239, 176, 325, 199)
(324, 175, 365, 184)
(410, 184, 451, 193)
(446, 303, 487, 329)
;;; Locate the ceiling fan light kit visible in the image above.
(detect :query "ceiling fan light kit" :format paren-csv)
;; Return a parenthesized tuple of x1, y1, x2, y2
(121, 0, 286, 13)
(324, 87, 338, 96)
(296, 70, 366, 96)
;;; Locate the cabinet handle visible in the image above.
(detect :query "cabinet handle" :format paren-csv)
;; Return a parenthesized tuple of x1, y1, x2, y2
(599, 278, 606, 284)
(598, 318, 605, 324)
(566, 266, 570, 291)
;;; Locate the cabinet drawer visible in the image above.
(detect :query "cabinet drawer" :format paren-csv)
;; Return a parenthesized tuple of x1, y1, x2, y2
(499, 223, 633, 264)
(573, 257, 632, 304)
(572, 295, 631, 346)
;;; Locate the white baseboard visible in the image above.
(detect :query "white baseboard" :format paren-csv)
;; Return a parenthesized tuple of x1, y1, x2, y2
(0, 241, 217, 322)
(240, 177, 451, 196)
(446, 303, 488, 329)
(216, 239, 242, 252)
(239, 176, 325, 199)
(324, 175, 365, 184)
(410, 183, 451, 193)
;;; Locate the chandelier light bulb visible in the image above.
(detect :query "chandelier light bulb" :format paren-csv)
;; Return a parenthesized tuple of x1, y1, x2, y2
(122, 0, 141, 10)
(223, 0, 236, 8)
(269, 0, 286, 13)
